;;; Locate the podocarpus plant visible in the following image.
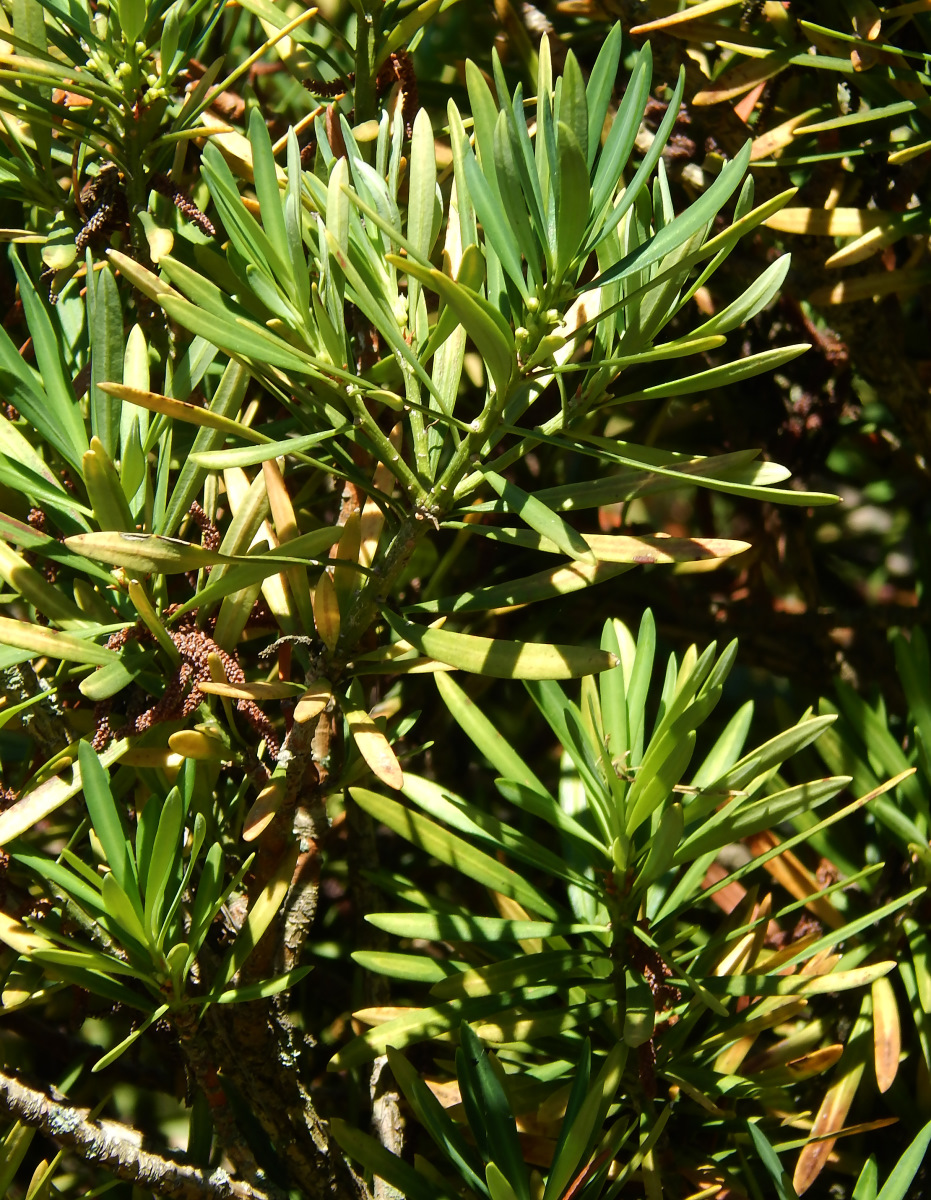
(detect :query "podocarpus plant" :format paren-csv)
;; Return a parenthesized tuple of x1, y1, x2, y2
(543, 0, 931, 701)
(0, 2, 922, 1198)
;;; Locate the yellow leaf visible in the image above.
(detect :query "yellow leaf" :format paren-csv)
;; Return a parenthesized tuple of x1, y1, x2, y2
(167, 730, 229, 761)
(360, 423, 402, 569)
(0, 542, 89, 629)
(492, 894, 543, 955)
(0, 911, 57, 955)
(750, 110, 822, 161)
(352, 1006, 416, 1026)
(243, 774, 287, 842)
(747, 832, 845, 930)
(825, 224, 903, 269)
(583, 534, 749, 563)
(263, 458, 315, 634)
(630, 0, 741, 34)
(785, 1045, 845, 1081)
(143, 222, 173, 263)
(810, 269, 931, 305)
(294, 680, 332, 725)
(871, 974, 901, 1093)
(344, 704, 403, 790)
(313, 570, 340, 651)
(333, 511, 362, 609)
(199, 112, 274, 183)
(198, 679, 302, 700)
(889, 137, 931, 165)
(763, 207, 889, 236)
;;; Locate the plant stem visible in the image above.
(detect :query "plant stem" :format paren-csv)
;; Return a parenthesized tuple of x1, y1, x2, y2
(0, 1068, 281, 1200)
(337, 512, 421, 653)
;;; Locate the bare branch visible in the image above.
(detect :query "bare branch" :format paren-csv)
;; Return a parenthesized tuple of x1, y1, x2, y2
(0, 1069, 282, 1200)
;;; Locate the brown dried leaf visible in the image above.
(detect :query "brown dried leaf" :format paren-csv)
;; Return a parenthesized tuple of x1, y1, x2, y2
(793, 1010, 869, 1194)
(746, 831, 845, 930)
(785, 1044, 845, 1081)
(692, 54, 787, 105)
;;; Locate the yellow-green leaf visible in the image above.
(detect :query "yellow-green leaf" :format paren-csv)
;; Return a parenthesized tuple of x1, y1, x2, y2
(0, 617, 119, 666)
(383, 613, 617, 679)
(630, 0, 741, 33)
(98, 382, 267, 442)
(82, 438, 134, 531)
(65, 531, 236, 573)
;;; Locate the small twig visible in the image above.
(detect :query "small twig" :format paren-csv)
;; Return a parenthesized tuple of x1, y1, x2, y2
(0, 1068, 281, 1200)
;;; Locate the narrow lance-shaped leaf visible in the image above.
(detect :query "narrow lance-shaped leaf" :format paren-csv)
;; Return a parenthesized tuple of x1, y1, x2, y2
(350, 788, 558, 917)
(387, 255, 516, 396)
(435, 672, 546, 793)
(78, 741, 139, 905)
(0, 540, 89, 628)
(458, 1022, 531, 1200)
(875, 1119, 931, 1200)
(590, 137, 752, 290)
(405, 558, 633, 615)
(82, 438, 135, 532)
(585, 24, 623, 171)
(11, 252, 88, 471)
(554, 121, 591, 278)
(90, 263, 123, 458)
(328, 1120, 447, 1200)
(383, 612, 618, 680)
(545, 1041, 628, 1200)
(480, 468, 595, 563)
(793, 1000, 872, 1194)
(342, 702, 404, 791)
(0, 739, 129, 848)
(385, 1047, 488, 1198)
(0, 617, 119, 667)
(366, 913, 607, 942)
